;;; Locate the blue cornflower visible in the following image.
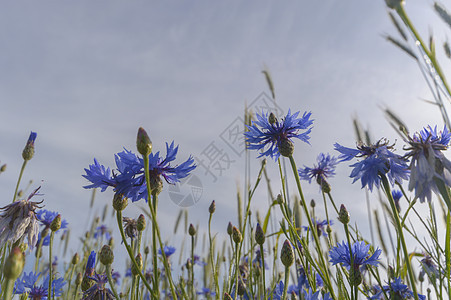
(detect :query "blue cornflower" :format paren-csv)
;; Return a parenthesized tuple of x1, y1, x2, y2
(299, 153, 338, 184)
(83, 142, 196, 202)
(405, 125, 451, 202)
(335, 140, 409, 191)
(14, 272, 66, 299)
(35, 210, 68, 247)
(252, 248, 269, 270)
(85, 251, 96, 276)
(288, 266, 323, 295)
(94, 225, 111, 242)
(301, 289, 332, 300)
(419, 255, 440, 284)
(302, 218, 333, 239)
(269, 281, 284, 300)
(392, 190, 403, 212)
(369, 277, 426, 300)
(83, 273, 115, 300)
(329, 241, 381, 271)
(245, 109, 313, 160)
(196, 287, 216, 296)
(158, 246, 176, 258)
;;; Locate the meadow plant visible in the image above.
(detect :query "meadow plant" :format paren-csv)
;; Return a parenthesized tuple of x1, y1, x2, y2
(3, 2, 451, 300)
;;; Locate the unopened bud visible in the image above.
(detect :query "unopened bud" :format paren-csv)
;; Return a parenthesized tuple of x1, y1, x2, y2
(113, 193, 128, 211)
(317, 175, 331, 193)
(137, 214, 146, 232)
(232, 226, 242, 244)
(99, 245, 114, 265)
(75, 272, 83, 287)
(310, 199, 315, 208)
(22, 131, 37, 161)
(276, 194, 283, 204)
(72, 253, 79, 265)
(209, 200, 216, 214)
(50, 214, 61, 232)
(385, 0, 404, 10)
(189, 224, 196, 236)
(227, 222, 233, 235)
(279, 139, 294, 157)
(268, 112, 277, 124)
(224, 292, 233, 300)
(255, 223, 265, 245)
(136, 127, 152, 156)
(280, 240, 294, 267)
(3, 247, 24, 279)
(338, 204, 350, 224)
(131, 254, 143, 276)
(144, 246, 150, 255)
(108, 237, 114, 247)
(0, 164, 6, 172)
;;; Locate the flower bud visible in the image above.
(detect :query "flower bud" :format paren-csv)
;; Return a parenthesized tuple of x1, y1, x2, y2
(268, 112, 277, 124)
(72, 253, 79, 265)
(227, 222, 233, 235)
(189, 224, 196, 236)
(310, 199, 315, 208)
(224, 292, 233, 300)
(255, 223, 265, 245)
(149, 176, 163, 196)
(338, 204, 350, 224)
(75, 272, 83, 286)
(280, 240, 294, 267)
(50, 214, 61, 232)
(99, 245, 114, 265)
(22, 131, 37, 161)
(3, 247, 24, 279)
(232, 226, 242, 244)
(137, 214, 146, 232)
(136, 127, 152, 156)
(0, 164, 6, 172)
(317, 174, 331, 193)
(349, 268, 362, 286)
(144, 246, 150, 255)
(108, 237, 114, 247)
(113, 193, 128, 211)
(291, 291, 299, 300)
(279, 139, 294, 157)
(385, 0, 404, 10)
(209, 200, 216, 214)
(276, 194, 283, 204)
(81, 275, 94, 291)
(131, 253, 143, 276)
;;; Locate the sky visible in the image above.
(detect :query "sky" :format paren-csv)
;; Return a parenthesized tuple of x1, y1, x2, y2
(0, 0, 450, 272)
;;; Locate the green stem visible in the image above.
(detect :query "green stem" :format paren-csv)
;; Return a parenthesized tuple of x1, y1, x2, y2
(48, 232, 54, 299)
(381, 175, 419, 300)
(190, 235, 195, 299)
(116, 211, 155, 298)
(106, 264, 120, 300)
(34, 230, 47, 272)
(288, 155, 336, 298)
(65, 264, 75, 299)
(142, 155, 178, 300)
(260, 244, 267, 300)
(208, 213, 220, 297)
(282, 266, 289, 300)
(3, 278, 14, 300)
(12, 160, 27, 203)
(233, 242, 239, 300)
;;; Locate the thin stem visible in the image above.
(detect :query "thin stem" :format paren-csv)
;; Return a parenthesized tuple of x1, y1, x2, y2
(282, 266, 289, 300)
(380, 175, 419, 300)
(48, 232, 54, 299)
(116, 210, 155, 298)
(106, 264, 120, 300)
(233, 242, 239, 300)
(12, 160, 27, 203)
(260, 244, 267, 300)
(208, 213, 220, 297)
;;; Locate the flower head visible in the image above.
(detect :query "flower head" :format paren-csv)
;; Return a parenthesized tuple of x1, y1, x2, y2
(329, 241, 381, 271)
(245, 110, 313, 160)
(83, 142, 196, 202)
(158, 246, 176, 258)
(302, 218, 333, 239)
(299, 153, 338, 183)
(369, 277, 426, 300)
(85, 251, 96, 276)
(123, 217, 138, 240)
(83, 273, 115, 300)
(0, 187, 43, 249)
(404, 125, 451, 202)
(334, 140, 409, 191)
(14, 272, 66, 299)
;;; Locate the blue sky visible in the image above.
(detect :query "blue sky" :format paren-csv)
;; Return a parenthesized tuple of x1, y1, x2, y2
(0, 1, 449, 270)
